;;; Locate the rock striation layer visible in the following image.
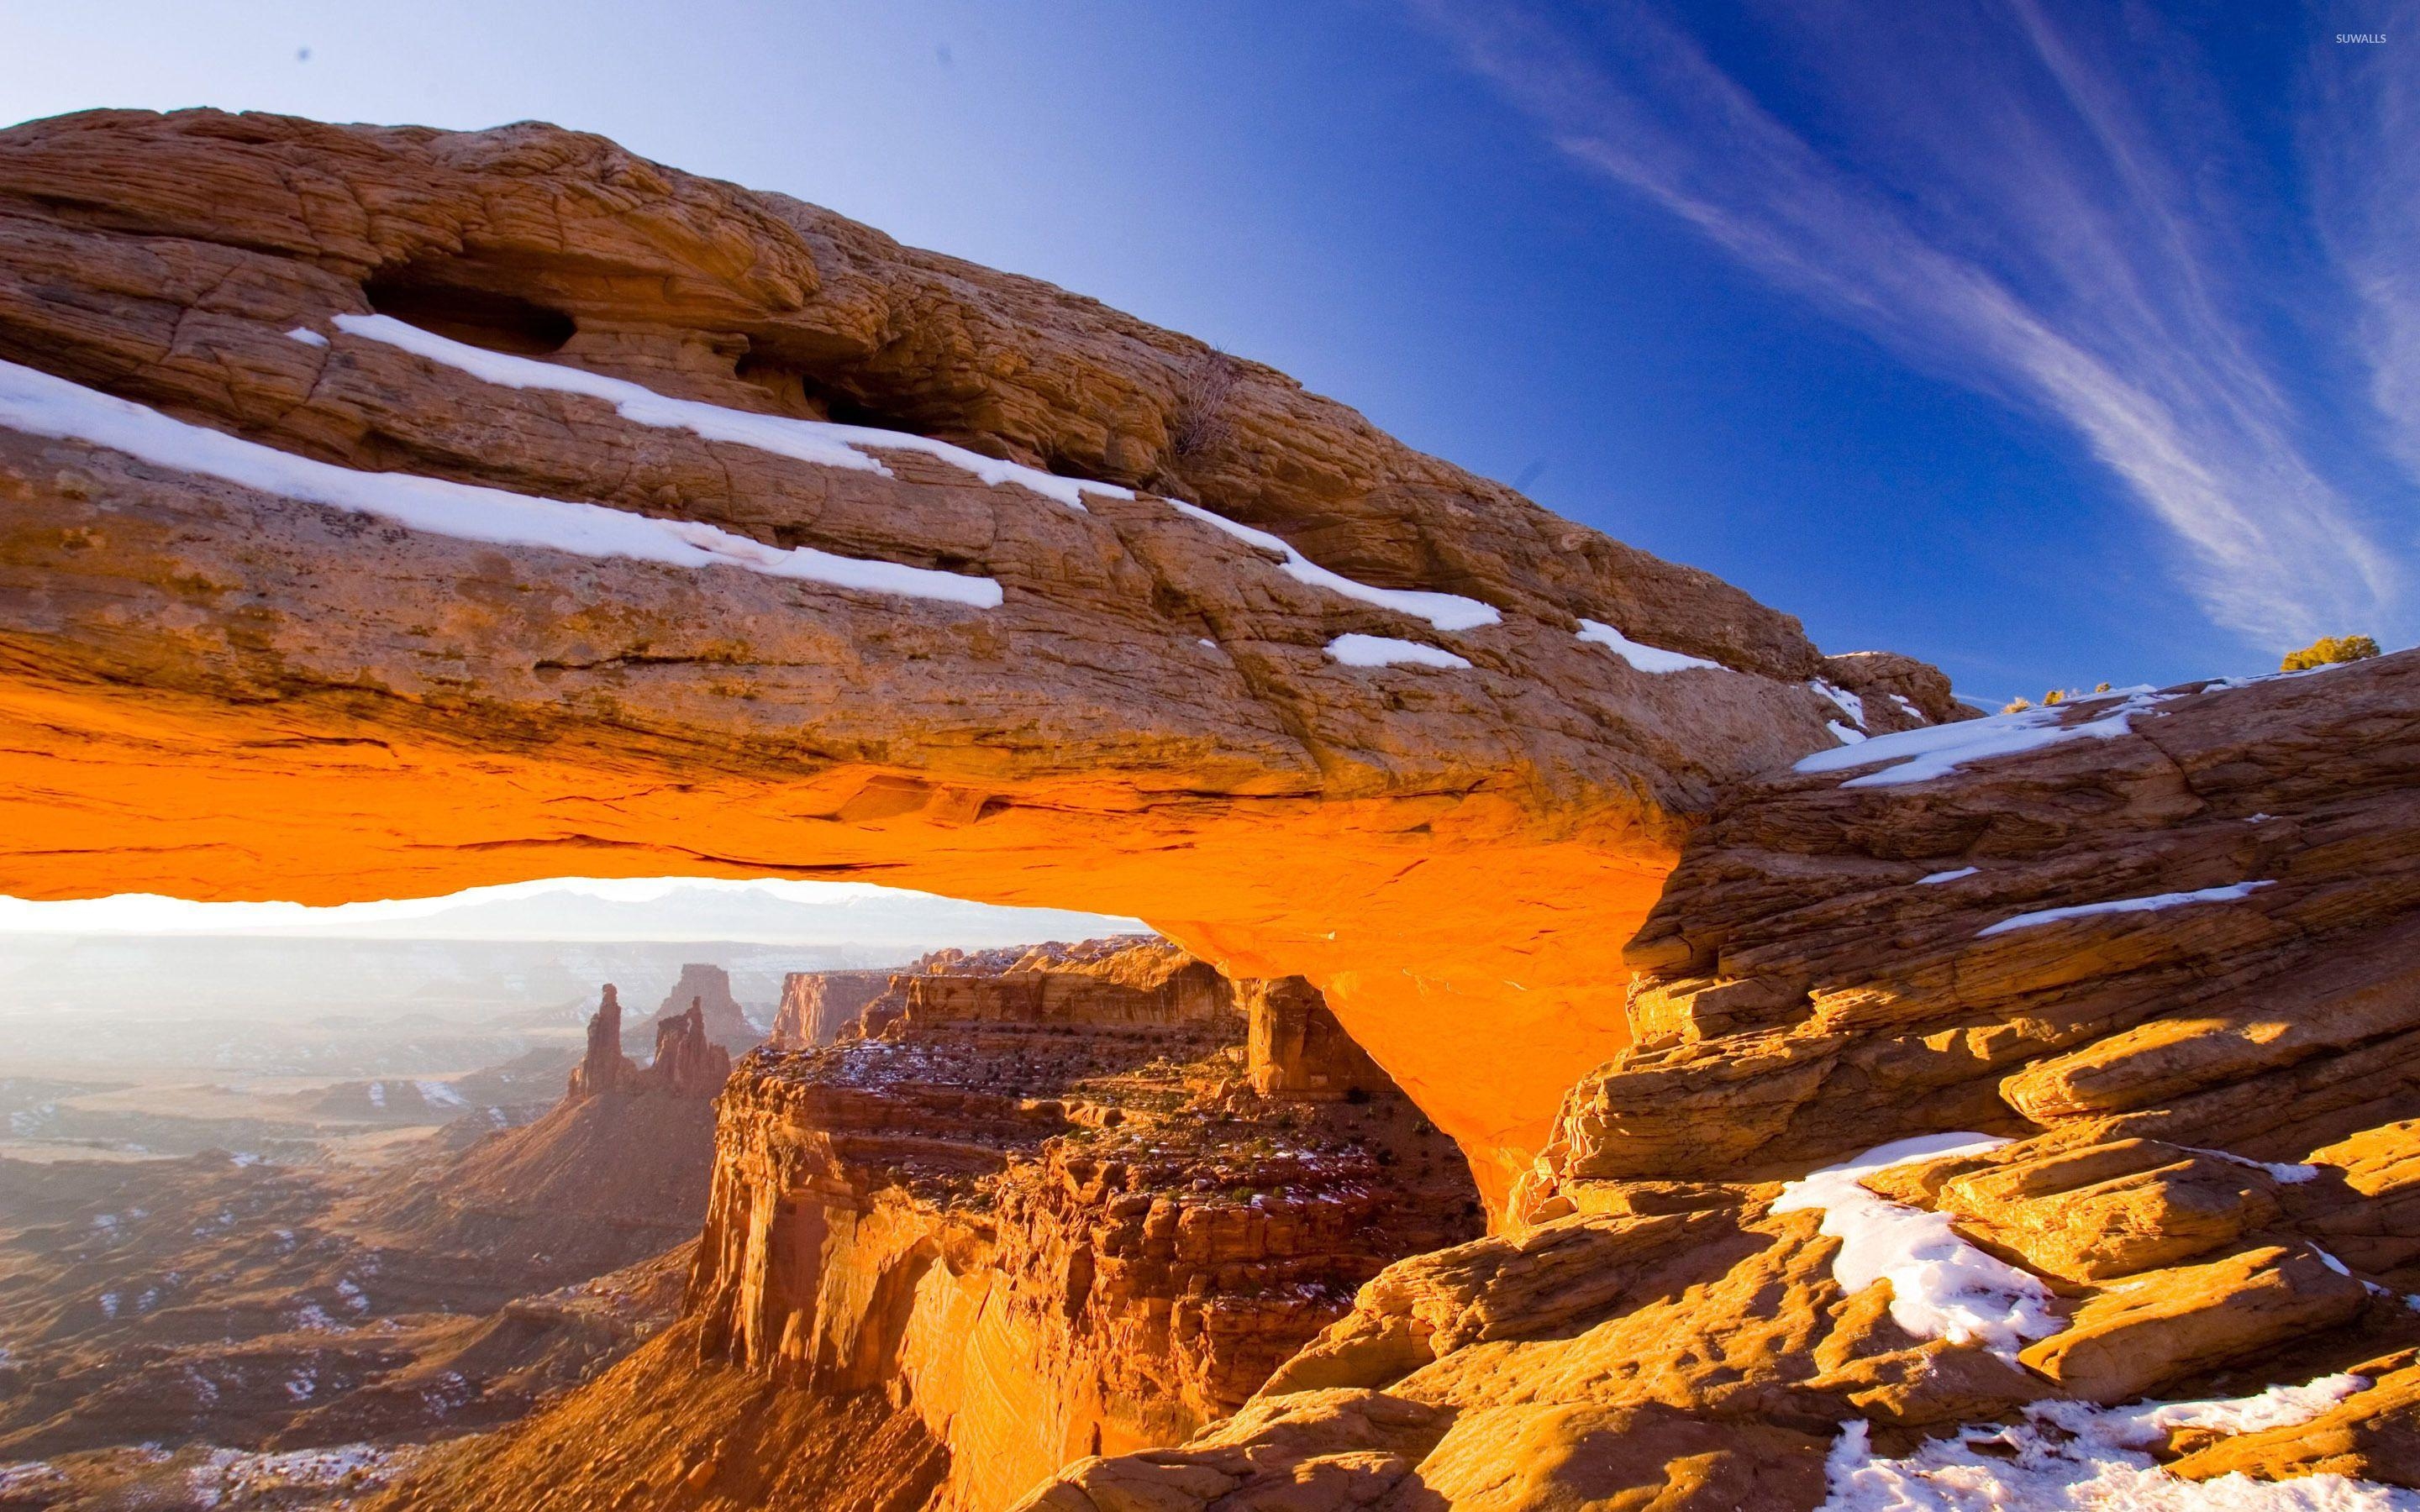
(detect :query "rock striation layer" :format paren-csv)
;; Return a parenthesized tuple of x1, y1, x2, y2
(0, 108, 1960, 1194)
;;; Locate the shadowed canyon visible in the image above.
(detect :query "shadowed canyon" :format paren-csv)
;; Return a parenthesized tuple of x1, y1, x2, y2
(2, 110, 2417, 1512)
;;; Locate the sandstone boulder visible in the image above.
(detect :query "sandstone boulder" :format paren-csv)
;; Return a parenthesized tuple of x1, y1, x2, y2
(1413, 1402, 1833, 1512)
(2014, 1242, 2368, 1403)
(2291, 1120, 2420, 1289)
(1930, 1138, 2282, 1282)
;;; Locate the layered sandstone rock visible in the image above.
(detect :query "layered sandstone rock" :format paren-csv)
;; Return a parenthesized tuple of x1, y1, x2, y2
(1541, 654, 2420, 1197)
(1018, 654, 2420, 1509)
(652, 942, 1478, 1509)
(10, 106, 2412, 1512)
(650, 1000, 737, 1100)
(771, 969, 894, 1050)
(0, 109, 1957, 1193)
(656, 963, 758, 1052)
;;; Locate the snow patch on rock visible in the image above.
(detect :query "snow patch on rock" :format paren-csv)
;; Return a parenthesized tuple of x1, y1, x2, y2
(1797, 689, 2166, 788)
(1324, 634, 1473, 670)
(1576, 618, 1723, 674)
(1813, 679, 1869, 728)
(1772, 1133, 2060, 1358)
(1172, 501, 1501, 633)
(1820, 1374, 2405, 1512)
(337, 312, 1123, 512)
(0, 357, 1003, 608)
(1978, 881, 2275, 937)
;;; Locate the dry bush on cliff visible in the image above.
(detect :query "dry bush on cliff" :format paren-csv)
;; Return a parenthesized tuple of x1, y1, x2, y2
(1168, 348, 1242, 457)
(2281, 633, 2380, 670)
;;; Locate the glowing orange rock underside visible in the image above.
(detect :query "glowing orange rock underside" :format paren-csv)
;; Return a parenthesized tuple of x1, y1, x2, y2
(0, 676, 1670, 1210)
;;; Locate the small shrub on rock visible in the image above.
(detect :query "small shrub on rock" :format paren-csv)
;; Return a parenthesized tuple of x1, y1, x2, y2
(2281, 634, 2381, 671)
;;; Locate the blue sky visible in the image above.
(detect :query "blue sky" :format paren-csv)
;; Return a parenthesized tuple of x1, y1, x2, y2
(3, 0, 2413, 706)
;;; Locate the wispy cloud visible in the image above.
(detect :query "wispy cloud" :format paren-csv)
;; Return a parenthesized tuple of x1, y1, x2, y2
(1409, 0, 2404, 648)
(2307, 0, 2420, 490)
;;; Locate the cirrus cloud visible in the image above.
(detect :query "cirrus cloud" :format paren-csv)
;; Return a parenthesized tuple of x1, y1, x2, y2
(1409, 0, 2407, 650)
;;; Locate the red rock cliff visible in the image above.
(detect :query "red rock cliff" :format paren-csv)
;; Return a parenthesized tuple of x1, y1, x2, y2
(676, 941, 1481, 1509)
(771, 969, 895, 1049)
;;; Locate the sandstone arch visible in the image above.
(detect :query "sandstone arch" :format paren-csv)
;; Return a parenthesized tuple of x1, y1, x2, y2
(0, 109, 1960, 1206)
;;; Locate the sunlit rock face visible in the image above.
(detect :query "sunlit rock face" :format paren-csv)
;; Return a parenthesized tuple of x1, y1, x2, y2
(771, 969, 892, 1049)
(0, 109, 1959, 1200)
(1020, 653, 2420, 1510)
(682, 940, 1482, 1510)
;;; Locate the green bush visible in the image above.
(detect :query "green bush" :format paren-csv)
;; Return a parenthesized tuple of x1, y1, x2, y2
(2281, 635, 2381, 672)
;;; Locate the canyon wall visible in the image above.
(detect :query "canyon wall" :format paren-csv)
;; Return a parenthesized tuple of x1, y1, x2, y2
(684, 940, 1480, 1510)
(0, 108, 1963, 1198)
(771, 969, 894, 1049)
(377, 941, 1482, 1510)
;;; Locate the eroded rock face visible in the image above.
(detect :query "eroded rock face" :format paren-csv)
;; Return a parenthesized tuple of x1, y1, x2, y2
(771, 969, 893, 1050)
(650, 1000, 736, 1100)
(675, 941, 1481, 1510)
(0, 108, 1955, 1194)
(1244, 976, 1393, 1101)
(566, 984, 639, 1100)
(655, 963, 757, 1052)
(1544, 654, 2420, 1194)
(566, 984, 734, 1100)
(1018, 655, 2420, 1509)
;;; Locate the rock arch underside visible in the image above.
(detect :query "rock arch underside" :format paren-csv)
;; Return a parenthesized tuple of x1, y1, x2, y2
(5, 111, 2419, 1511)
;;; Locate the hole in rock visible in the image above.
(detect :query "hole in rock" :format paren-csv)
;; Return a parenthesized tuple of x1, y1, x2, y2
(363, 270, 576, 355)
(733, 350, 949, 436)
